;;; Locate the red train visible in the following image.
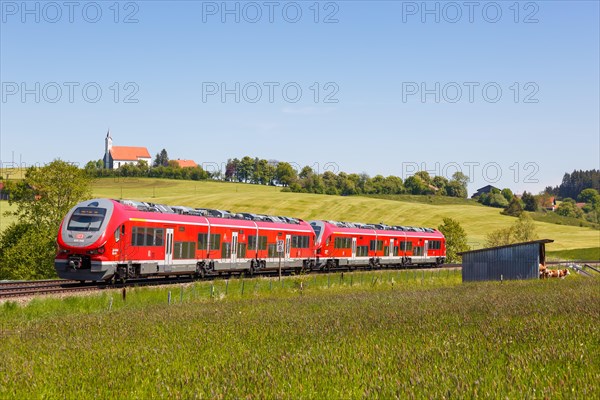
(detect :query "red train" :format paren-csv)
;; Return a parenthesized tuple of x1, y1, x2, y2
(55, 198, 446, 282)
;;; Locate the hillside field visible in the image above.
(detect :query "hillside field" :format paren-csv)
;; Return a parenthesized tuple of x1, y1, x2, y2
(90, 178, 599, 257)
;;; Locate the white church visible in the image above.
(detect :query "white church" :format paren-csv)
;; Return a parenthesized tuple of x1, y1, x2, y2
(103, 131, 152, 169)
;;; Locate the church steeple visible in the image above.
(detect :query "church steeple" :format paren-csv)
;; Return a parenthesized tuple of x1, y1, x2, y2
(104, 129, 113, 169)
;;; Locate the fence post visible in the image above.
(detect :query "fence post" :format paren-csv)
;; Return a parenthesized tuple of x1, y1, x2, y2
(226, 280, 229, 294)
(180, 286, 183, 303)
(168, 291, 171, 305)
(241, 279, 245, 296)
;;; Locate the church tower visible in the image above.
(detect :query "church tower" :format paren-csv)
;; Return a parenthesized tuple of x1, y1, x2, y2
(104, 130, 113, 169)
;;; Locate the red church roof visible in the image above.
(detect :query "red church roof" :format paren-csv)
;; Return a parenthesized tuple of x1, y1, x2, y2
(174, 159, 197, 168)
(110, 146, 151, 161)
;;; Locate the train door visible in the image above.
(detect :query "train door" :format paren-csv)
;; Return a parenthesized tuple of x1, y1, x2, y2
(424, 240, 428, 259)
(351, 237, 357, 260)
(389, 239, 394, 259)
(231, 232, 238, 265)
(285, 235, 291, 261)
(165, 228, 174, 267)
(115, 224, 127, 263)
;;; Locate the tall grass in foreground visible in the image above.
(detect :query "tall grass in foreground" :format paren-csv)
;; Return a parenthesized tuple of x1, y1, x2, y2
(0, 271, 598, 399)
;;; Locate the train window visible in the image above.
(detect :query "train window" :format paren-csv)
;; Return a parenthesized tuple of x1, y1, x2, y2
(249, 235, 267, 250)
(210, 234, 221, 250)
(67, 207, 107, 231)
(369, 240, 383, 251)
(267, 244, 277, 258)
(221, 243, 231, 259)
(174, 241, 196, 259)
(393, 246, 399, 256)
(399, 241, 413, 251)
(238, 243, 247, 258)
(384, 246, 389, 256)
(132, 227, 145, 246)
(198, 233, 208, 249)
(145, 228, 155, 245)
(429, 240, 441, 250)
(334, 237, 351, 249)
(114, 227, 120, 243)
(356, 246, 369, 257)
(131, 227, 165, 246)
(154, 229, 164, 246)
(198, 233, 220, 250)
(292, 235, 310, 249)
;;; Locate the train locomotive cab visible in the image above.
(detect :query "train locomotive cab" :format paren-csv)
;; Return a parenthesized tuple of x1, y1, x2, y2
(55, 198, 120, 282)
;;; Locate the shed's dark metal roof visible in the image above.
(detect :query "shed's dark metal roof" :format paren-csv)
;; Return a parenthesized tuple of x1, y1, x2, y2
(457, 239, 554, 256)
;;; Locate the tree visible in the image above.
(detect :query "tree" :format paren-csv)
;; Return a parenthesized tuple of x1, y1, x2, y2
(447, 172, 469, 198)
(511, 213, 538, 242)
(224, 158, 239, 182)
(0, 160, 92, 279)
(578, 188, 600, 206)
(153, 149, 169, 167)
(432, 176, 448, 195)
(238, 156, 254, 183)
(487, 193, 509, 208)
(484, 227, 513, 247)
(501, 188, 513, 203)
(275, 162, 297, 187)
(7, 160, 92, 228)
(437, 217, 470, 263)
(555, 198, 583, 219)
(484, 214, 538, 248)
(502, 196, 524, 216)
(404, 175, 428, 195)
(521, 191, 538, 212)
(557, 169, 600, 199)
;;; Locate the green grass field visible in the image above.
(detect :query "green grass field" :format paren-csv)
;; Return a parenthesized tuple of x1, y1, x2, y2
(1, 271, 598, 398)
(0, 201, 17, 232)
(91, 178, 599, 256)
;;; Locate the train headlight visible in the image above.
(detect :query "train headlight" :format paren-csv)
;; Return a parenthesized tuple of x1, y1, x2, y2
(87, 246, 105, 255)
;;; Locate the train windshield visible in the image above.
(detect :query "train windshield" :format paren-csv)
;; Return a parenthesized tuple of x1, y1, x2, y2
(67, 207, 107, 231)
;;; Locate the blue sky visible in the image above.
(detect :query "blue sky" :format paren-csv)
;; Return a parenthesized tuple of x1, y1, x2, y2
(1, 0, 598, 194)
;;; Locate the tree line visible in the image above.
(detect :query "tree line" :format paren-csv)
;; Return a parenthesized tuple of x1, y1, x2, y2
(545, 169, 600, 199)
(224, 157, 469, 198)
(85, 151, 471, 198)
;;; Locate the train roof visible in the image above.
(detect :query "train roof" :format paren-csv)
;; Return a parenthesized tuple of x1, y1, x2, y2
(115, 199, 307, 228)
(319, 219, 439, 234)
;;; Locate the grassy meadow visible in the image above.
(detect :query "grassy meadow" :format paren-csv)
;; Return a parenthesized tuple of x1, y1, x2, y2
(91, 177, 599, 256)
(1, 270, 598, 398)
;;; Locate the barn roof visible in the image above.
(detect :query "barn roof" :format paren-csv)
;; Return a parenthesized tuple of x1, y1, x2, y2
(174, 159, 197, 168)
(457, 239, 554, 256)
(110, 146, 151, 161)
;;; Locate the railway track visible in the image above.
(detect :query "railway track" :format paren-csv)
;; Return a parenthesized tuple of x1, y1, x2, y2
(0, 280, 98, 298)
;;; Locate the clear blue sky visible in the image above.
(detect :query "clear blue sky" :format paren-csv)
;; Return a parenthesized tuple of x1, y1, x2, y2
(1, 0, 598, 195)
